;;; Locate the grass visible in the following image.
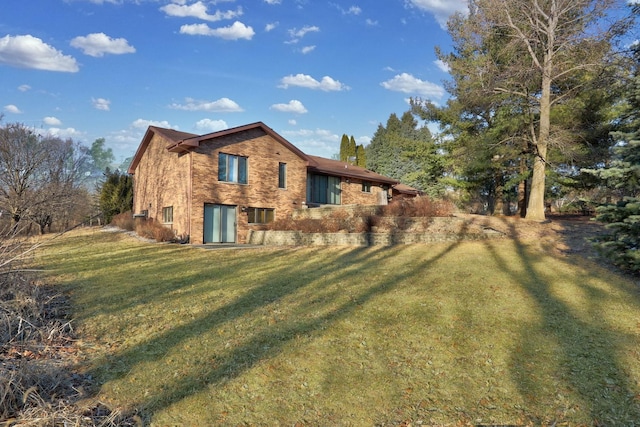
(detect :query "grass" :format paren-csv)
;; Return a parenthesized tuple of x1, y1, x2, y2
(33, 227, 640, 426)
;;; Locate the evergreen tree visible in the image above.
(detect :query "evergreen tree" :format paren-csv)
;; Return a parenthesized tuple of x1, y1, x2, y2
(355, 144, 366, 167)
(417, 0, 635, 220)
(347, 136, 357, 164)
(99, 168, 133, 224)
(588, 44, 640, 274)
(366, 110, 445, 196)
(339, 134, 350, 162)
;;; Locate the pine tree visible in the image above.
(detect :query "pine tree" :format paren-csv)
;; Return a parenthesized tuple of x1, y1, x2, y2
(366, 110, 445, 196)
(99, 168, 133, 224)
(339, 134, 350, 162)
(589, 45, 640, 273)
(355, 144, 366, 167)
(347, 136, 357, 164)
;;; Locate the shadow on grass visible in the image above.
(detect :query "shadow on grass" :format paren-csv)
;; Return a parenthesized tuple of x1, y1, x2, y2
(77, 235, 465, 423)
(482, 218, 640, 424)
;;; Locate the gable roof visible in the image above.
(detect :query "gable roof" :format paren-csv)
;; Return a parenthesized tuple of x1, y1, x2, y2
(167, 122, 309, 162)
(127, 122, 397, 186)
(127, 126, 198, 174)
(307, 155, 398, 185)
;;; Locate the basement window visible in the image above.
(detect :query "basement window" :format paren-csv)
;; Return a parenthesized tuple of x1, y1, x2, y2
(248, 207, 275, 224)
(162, 206, 173, 224)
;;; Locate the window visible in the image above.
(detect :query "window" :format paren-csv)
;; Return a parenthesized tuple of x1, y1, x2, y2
(306, 174, 341, 205)
(362, 181, 372, 193)
(247, 207, 275, 224)
(162, 206, 173, 224)
(218, 153, 248, 184)
(278, 162, 287, 189)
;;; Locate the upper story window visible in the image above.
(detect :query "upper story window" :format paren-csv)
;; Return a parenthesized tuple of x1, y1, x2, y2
(218, 153, 247, 184)
(362, 181, 372, 193)
(278, 162, 287, 189)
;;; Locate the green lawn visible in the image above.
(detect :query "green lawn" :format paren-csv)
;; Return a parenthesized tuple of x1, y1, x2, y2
(36, 228, 640, 426)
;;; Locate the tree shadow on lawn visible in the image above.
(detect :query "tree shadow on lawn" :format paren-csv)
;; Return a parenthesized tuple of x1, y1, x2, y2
(84, 239, 464, 423)
(45, 231, 310, 320)
(482, 220, 640, 424)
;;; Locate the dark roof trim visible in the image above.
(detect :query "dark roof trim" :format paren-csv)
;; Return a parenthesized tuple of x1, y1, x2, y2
(127, 122, 399, 186)
(127, 126, 198, 174)
(167, 122, 309, 162)
(306, 155, 398, 185)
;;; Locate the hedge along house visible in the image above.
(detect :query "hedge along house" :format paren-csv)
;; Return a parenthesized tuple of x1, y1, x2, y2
(128, 122, 400, 244)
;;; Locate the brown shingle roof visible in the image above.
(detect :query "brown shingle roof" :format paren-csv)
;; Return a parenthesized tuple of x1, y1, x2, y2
(392, 183, 423, 195)
(128, 123, 398, 187)
(167, 122, 308, 161)
(306, 155, 398, 185)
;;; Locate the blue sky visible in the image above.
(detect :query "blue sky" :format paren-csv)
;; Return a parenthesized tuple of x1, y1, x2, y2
(1, 0, 466, 162)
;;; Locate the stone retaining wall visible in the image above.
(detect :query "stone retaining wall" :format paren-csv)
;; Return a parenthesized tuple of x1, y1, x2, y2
(247, 229, 504, 246)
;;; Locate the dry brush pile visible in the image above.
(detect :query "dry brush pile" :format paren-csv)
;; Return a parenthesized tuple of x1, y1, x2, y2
(0, 235, 135, 426)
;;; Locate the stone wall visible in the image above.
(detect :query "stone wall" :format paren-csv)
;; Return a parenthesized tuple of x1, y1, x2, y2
(247, 228, 505, 246)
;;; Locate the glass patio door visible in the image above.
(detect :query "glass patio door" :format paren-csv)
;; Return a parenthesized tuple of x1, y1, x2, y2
(203, 204, 236, 243)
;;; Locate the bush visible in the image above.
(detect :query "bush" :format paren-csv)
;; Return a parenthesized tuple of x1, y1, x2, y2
(110, 211, 135, 231)
(382, 196, 455, 217)
(268, 196, 454, 233)
(135, 218, 176, 242)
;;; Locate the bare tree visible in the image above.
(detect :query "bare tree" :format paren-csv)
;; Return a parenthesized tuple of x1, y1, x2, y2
(0, 123, 89, 233)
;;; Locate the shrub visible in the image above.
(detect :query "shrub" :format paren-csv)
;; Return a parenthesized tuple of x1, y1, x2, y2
(135, 218, 176, 242)
(382, 196, 454, 218)
(267, 196, 453, 233)
(110, 211, 135, 231)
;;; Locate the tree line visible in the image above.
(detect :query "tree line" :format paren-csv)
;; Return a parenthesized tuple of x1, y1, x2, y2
(0, 122, 132, 235)
(362, 0, 638, 272)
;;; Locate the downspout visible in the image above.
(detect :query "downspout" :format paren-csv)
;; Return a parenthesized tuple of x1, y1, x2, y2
(188, 151, 193, 241)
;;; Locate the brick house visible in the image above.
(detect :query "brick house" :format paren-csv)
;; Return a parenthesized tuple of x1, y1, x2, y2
(128, 122, 401, 244)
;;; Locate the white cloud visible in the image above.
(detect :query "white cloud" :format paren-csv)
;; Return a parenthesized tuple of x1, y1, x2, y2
(18, 84, 31, 92)
(434, 59, 450, 72)
(39, 127, 84, 140)
(0, 35, 79, 72)
(170, 97, 244, 112)
(281, 128, 340, 156)
(270, 100, 308, 114)
(265, 22, 278, 32)
(43, 116, 62, 126)
(405, 0, 468, 29)
(179, 21, 255, 40)
(70, 33, 135, 57)
(160, 2, 243, 22)
(132, 119, 177, 130)
(264, 0, 281, 4)
(380, 73, 444, 98)
(92, 97, 111, 111)
(366, 19, 378, 26)
(288, 25, 320, 43)
(279, 74, 349, 91)
(4, 104, 22, 114)
(335, 5, 362, 15)
(288, 119, 297, 125)
(194, 118, 228, 132)
(301, 45, 315, 54)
